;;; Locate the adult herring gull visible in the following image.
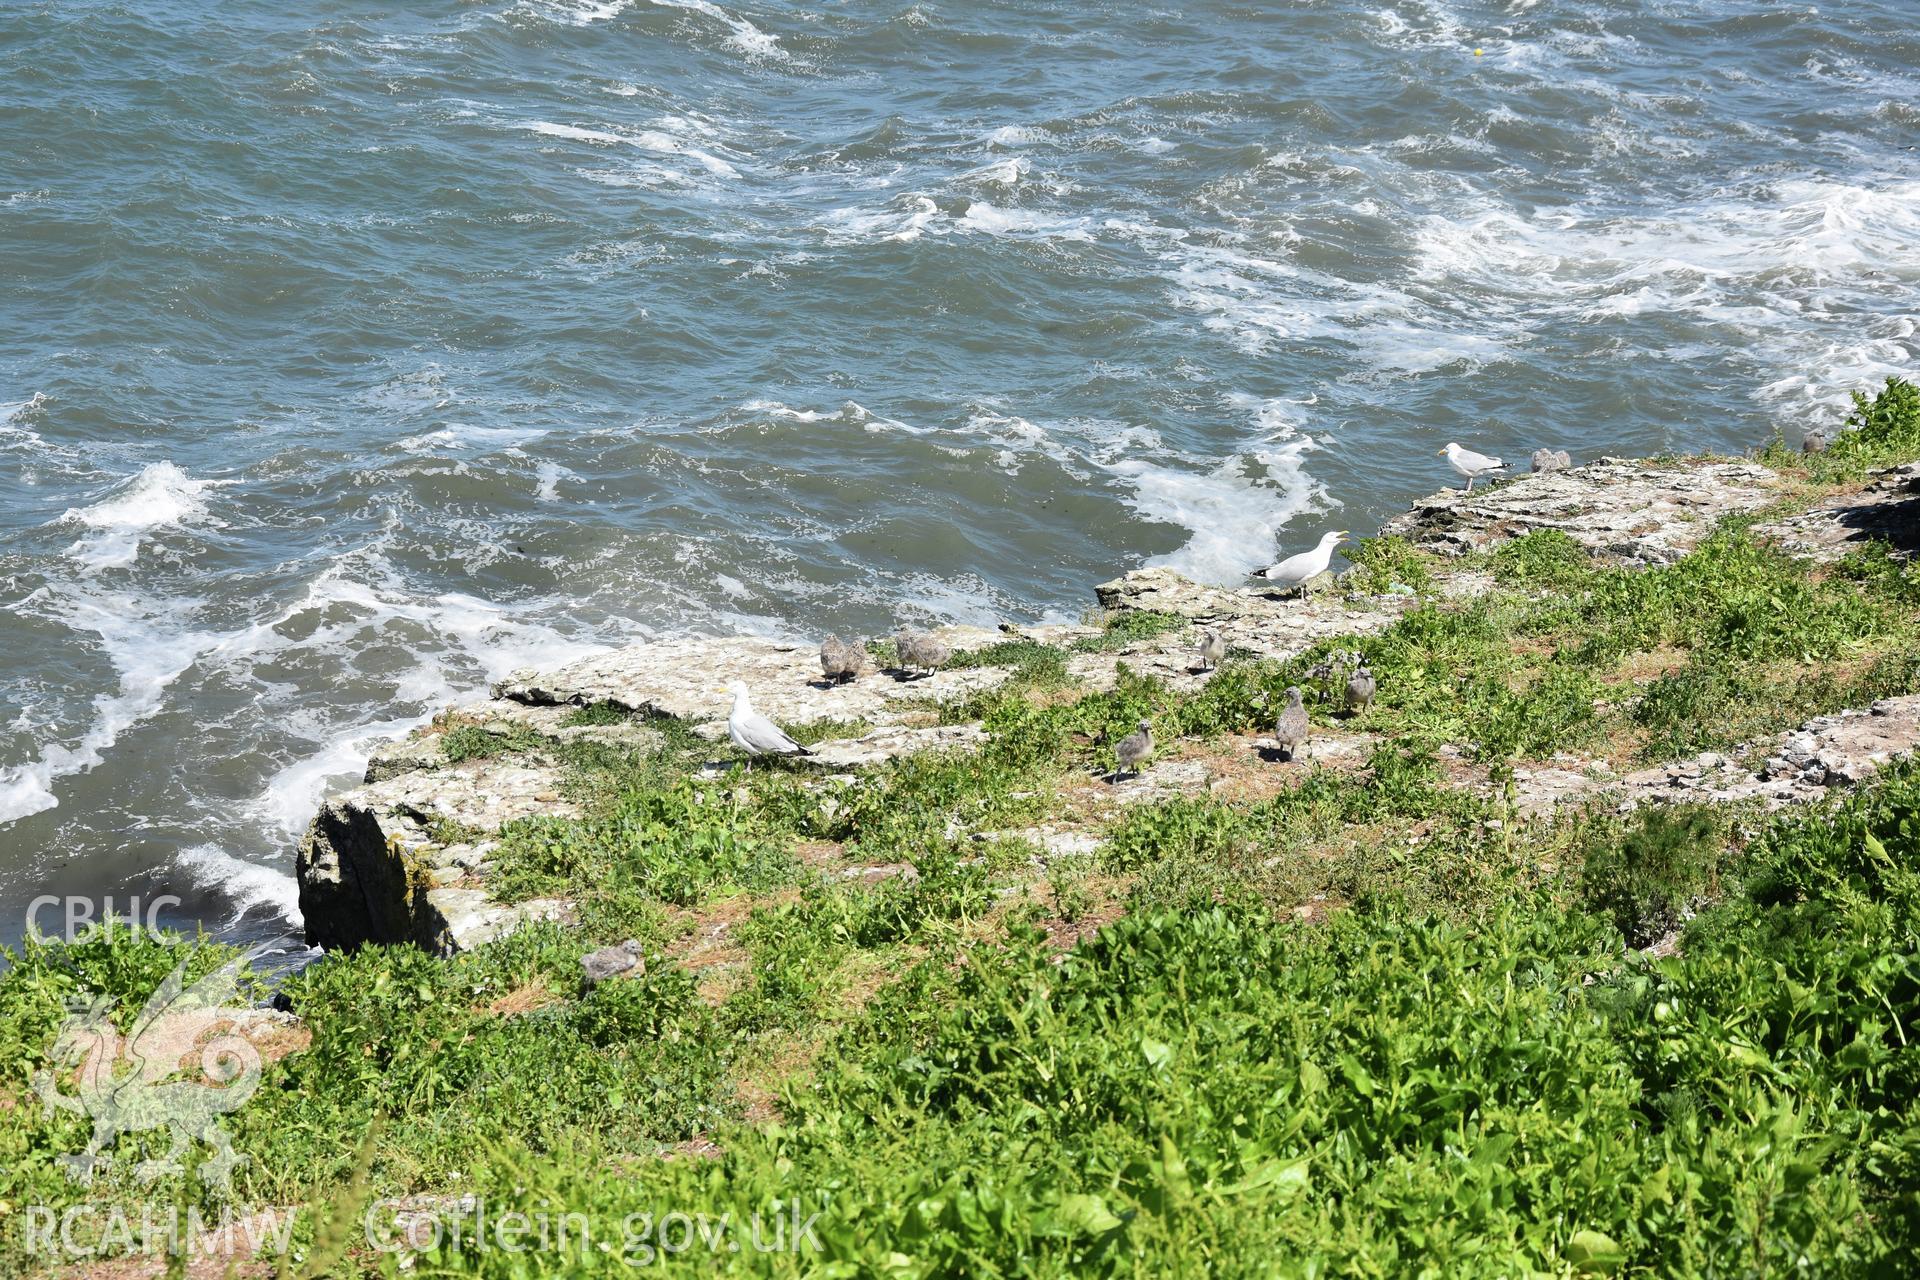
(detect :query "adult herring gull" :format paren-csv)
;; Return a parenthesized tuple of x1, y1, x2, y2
(716, 680, 812, 769)
(1441, 442, 1508, 493)
(1260, 530, 1347, 592)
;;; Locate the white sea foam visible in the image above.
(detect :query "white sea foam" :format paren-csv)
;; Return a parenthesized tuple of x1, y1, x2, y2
(960, 157, 1030, 190)
(1411, 176, 1920, 419)
(648, 0, 787, 60)
(741, 399, 913, 432)
(965, 410, 1089, 478)
(961, 399, 1327, 584)
(0, 393, 63, 465)
(534, 460, 571, 501)
(522, 120, 741, 180)
(825, 195, 1090, 244)
(59, 462, 226, 569)
(1112, 434, 1325, 585)
(958, 201, 1092, 240)
(177, 844, 304, 928)
(890, 572, 1005, 627)
(245, 715, 422, 843)
(0, 587, 218, 826)
(397, 423, 551, 454)
(822, 195, 941, 242)
(514, 0, 631, 26)
(984, 125, 1048, 147)
(742, 398, 832, 423)
(1, 391, 49, 427)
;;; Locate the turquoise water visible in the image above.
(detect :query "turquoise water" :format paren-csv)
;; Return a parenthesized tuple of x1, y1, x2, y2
(2, 0, 1916, 944)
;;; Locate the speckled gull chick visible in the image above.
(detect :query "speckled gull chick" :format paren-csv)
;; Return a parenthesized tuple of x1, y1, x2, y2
(1273, 686, 1309, 761)
(716, 679, 812, 769)
(1441, 442, 1508, 493)
(1260, 530, 1347, 591)
(893, 627, 951, 678)
(1113, 720, 1154, 781)
(819, 635, 862, 685)
(1345, 665, 1376, 714)
(581, 939, 642, 988)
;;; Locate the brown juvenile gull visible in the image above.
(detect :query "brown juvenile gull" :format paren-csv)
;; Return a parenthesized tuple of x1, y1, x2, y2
(1197, 630, 1226, 671)
(1113, 720, 1154, 781)
(715, 679, 812, 770)
(819, 635, 863, 685)
(1345, 665, 1376, 714)
(1530, 448, 1572, 473)
(581, 939, 643, 988)
(1273, 686, 1309, 761)
(894, 627, 951, 679)
(1441, 442, 1508, 493)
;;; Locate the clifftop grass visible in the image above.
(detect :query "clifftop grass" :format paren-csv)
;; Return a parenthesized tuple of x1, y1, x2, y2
(5, 379, 1920, 1276)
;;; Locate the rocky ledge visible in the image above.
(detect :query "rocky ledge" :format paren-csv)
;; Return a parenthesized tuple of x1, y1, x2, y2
(296, 454, 1920, 955)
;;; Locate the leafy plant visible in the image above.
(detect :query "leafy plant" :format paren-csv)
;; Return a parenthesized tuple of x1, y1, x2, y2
(1579, 805, 1727, 946)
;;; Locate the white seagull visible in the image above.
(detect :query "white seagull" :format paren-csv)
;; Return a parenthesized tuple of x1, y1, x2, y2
(715, 680, 811, 770)
(1260, 529, 1347, 591)
(1441, 442, 1508, 493)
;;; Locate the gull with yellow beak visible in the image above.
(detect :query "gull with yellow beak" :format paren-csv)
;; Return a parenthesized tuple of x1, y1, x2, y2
(1441, 442, 1508, 493)
(714, 680, 811, 770)
(1260, 529, 1347, 593)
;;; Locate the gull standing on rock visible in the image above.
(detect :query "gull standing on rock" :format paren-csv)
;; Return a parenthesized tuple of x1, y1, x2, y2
(1273, 686, 1310, 761)
(1260, 530, 1347, 593)
(1441, 442, 1508, 493)
(715, 680, 812, 770)
(819, 635, 863, 685)
(1530, 448, 1572, 474)
(1197, 630, 1226, 671)
(893, 628, 951, 679)
(1113, 720, 1153, 781)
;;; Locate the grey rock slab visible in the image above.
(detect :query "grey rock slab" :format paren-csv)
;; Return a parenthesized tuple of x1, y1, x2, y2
(423, 890, 572, 955)
(803, 723, 989, 769)
(1766, 696, 1920, 787)
(362, 701, 664, 786)
(363, 757, 577, 833)
(1755, 462, 1920, 563)
(364, 733, 453, 784)
(997, 827, 1106, 861)
(1381, 457, 1782, 564)
(1509, 694, 1920, 817)
(493, 630, 1008, 729)
(1088, 569, 1406, 673)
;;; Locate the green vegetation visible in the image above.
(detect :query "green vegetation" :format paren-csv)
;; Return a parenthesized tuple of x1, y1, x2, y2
(1071, 608, 1187, 652)
(559, 700, 639, 728)
(6, 408, 1920, 1276)
(441, 723, 543, 763)
(1578, 804, 1729, 946)
(1346, 533, 1437, 595)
